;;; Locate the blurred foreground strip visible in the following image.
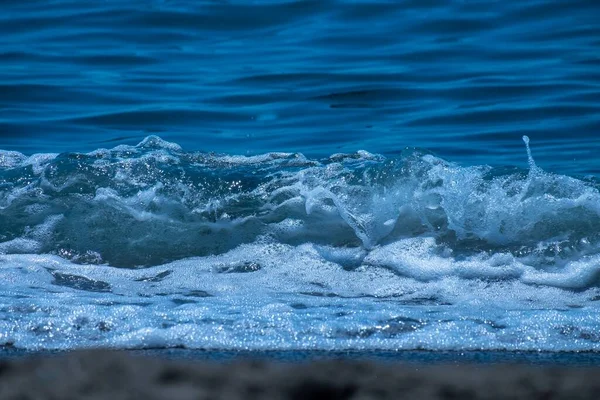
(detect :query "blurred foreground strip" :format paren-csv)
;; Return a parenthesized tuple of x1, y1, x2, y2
(0, 350, 599, 400)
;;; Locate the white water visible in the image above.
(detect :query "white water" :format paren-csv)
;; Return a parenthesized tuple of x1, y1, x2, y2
(1, 137, 600, 351)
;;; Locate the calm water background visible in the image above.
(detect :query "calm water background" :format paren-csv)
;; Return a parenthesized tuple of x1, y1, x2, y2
(1, 0, 599, 175)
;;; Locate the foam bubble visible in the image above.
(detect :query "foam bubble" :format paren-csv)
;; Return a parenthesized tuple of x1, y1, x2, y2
(0, 151, 26, 169)
(136, 135, 183, 152)
(1, 242, 599, 351)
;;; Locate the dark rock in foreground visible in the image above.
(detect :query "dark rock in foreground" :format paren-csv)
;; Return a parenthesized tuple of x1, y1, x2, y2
(1, 350, 599, 399)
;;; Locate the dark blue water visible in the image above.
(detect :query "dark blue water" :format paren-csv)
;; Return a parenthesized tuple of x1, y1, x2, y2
(1, 0, 599, 175)
(2, 0, 600, 354)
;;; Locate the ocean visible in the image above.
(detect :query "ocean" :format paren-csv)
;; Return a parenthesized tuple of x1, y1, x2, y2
(1, 0, 600, 355)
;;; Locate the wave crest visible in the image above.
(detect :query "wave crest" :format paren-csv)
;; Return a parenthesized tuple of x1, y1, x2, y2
(1, 136, 599, 287)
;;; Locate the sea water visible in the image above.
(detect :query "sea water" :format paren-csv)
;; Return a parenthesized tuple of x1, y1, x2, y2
(1, 136, 600, 351)
(1, 0, 600, 352)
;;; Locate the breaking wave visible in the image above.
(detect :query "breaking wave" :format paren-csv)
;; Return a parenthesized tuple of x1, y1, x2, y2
(2, 136, 600, 352)
(1, 136, 600, 288)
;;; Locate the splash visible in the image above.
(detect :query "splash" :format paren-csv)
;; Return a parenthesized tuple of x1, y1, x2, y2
(2, 136, 600, 352)
(0, 136, 599, 274)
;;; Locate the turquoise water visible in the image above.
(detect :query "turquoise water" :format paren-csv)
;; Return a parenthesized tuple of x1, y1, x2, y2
(1, 0, 600, 353)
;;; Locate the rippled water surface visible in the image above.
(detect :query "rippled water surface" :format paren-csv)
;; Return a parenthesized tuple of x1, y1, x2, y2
(1, 0, 600, 352)
(2, 0, 599, 174)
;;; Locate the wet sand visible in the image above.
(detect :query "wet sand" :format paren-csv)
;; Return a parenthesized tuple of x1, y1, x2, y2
(1, 350, 599, 399)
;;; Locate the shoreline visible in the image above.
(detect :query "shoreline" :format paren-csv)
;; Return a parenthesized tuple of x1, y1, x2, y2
(2, 349, 600, 399)
(3, 347, 600, 366)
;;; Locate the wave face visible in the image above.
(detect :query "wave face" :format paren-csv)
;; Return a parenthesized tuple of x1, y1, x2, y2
(2, 136, 600, 351)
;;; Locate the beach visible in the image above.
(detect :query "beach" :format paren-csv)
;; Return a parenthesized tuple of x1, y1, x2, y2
(1, 350, 600, 399)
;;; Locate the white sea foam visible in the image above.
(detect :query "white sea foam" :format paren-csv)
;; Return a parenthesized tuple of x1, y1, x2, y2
(0, 242, 599, 351)
(1, 136, 600, 351)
